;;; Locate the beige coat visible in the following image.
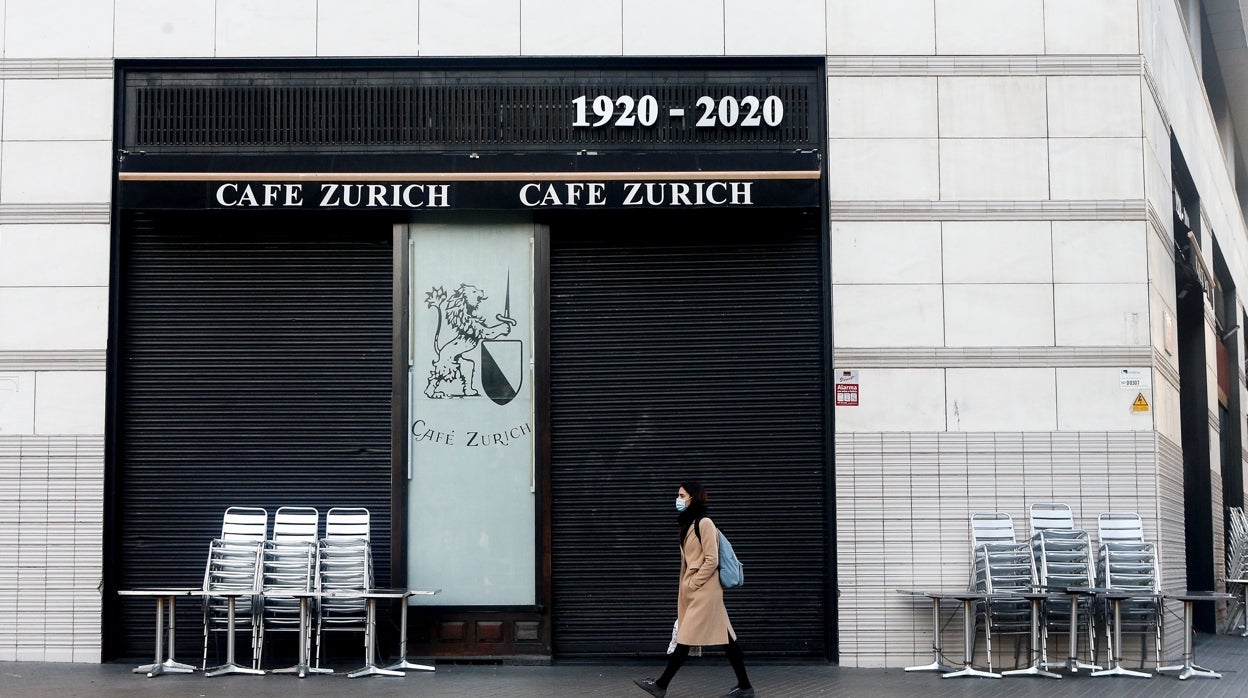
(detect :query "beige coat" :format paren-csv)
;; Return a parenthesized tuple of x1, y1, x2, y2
(675, 517, 736, 646)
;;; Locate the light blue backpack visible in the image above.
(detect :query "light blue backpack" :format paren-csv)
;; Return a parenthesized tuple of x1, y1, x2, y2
(695, 518, 744, 588)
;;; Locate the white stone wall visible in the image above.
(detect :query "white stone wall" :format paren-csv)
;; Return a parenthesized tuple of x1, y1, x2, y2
(0, 0, 1242, 667)
(827, 0, 1158, 668)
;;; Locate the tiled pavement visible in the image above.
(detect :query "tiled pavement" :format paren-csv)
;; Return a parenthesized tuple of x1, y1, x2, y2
(3, 634, 1248, 698)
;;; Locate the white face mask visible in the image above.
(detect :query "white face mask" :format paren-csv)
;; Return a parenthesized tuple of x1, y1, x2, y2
(676, 498, 687, 512)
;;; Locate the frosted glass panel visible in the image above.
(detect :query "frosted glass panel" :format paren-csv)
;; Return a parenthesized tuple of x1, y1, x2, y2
(407, 222, 535, 605)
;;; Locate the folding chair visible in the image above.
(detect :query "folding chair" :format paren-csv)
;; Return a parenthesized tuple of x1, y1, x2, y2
(1225, 507, 1248, 634)
(315, 507, 373, 669)
(1096, 512, 1161, 672)
(1029, 502, 1098, 671)
(201, 507, 267, 673)
(969, 512, 1034, 671)
(257, 506, 320, 670)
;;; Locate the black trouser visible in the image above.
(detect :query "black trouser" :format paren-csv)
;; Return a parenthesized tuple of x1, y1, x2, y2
(656, 636, 751, 690)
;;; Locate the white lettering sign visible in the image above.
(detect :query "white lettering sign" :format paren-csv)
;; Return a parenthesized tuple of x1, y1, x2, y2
(520, 181, 753, 208)
(214, 182, 450, 208)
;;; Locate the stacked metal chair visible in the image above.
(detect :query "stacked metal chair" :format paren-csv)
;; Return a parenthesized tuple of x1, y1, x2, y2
(969, 512, 1035, 670)
(1095, 512, 1162, 668)
(315, 507, 374, 670)
(257, 506, 320, 669)
(201, 506, 268, 671)
(1028, 503, 1097, 669)
(1225, 507, 1248, 634)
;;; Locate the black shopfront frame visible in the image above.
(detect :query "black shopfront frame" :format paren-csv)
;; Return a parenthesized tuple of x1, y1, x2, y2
(104, 57, 834, 661)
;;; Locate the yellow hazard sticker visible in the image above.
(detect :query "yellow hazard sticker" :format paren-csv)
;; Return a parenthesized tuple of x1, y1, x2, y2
(1132, 393, 1149, 412)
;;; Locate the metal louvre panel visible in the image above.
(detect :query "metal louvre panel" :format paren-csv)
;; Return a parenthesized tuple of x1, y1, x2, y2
(549, 211, 826, 658)
(124, 69, 819, 153)
(111, 212, 393, 659)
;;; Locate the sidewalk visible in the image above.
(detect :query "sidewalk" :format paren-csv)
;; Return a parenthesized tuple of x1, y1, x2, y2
(2, 634, 1247, 698)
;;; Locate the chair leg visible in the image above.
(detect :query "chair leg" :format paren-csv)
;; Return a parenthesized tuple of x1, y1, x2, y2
(255, 622, 265, 671)
(1154, 622, 1162, 671)
(1108, 609, 1118, 664)
(201, 608, 209, 671)
(315, 616, 323, 669)
(984, 611, 994, 672)
(1085, 605, 1097, 666)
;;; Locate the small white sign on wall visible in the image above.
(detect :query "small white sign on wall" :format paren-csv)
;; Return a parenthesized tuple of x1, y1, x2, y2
(1120, 368, 1150, 390)
(835, 369, 859, 407)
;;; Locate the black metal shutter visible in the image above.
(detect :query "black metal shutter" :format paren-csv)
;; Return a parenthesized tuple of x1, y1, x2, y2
(110, 211, 393, 659)
(549, 210, 826, 657)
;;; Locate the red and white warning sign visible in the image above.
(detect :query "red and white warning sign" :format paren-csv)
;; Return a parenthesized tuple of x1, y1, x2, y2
(835, 369, 859, 407)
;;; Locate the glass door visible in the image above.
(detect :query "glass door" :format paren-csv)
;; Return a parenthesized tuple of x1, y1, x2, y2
(406, 221, 535, 605)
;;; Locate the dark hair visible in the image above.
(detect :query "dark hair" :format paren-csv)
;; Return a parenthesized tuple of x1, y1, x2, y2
(678, 481, 709, 544)
(680, 481, 708, 507)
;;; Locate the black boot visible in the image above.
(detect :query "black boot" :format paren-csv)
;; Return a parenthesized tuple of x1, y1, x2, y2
(633, 678, 666, 698)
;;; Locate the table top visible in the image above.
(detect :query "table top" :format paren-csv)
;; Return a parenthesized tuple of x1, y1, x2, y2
(1021, 591, 1065, 600)
(1034, 584, 1085, 594)
(259, 588, 319, 598)
(120, 586, 441, 599)
(1067, 586, 1163, 600)
(1168, 590, 1234, 602)
(895, 589, 957, 598)
(117, 588, 206, 597)
(322, 587, 441, 599)
(897, 588, 1041, 601)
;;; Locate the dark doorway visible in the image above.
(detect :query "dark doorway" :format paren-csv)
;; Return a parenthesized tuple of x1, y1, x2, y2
(1173, 143, 1215, 632)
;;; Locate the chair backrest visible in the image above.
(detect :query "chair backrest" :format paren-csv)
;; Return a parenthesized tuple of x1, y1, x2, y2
(221, 506, 269, 542)
(1228, 507, 1248, 545)
(970, 512, 1016, 548)
(1033, 528, 1093, 587)
(1029, 502, 1074, 535)
(262, 540, 317, 592)
(1228, 507, 1248, 580)
(1098, 512, 1145, 545)
(273, 506, 319, 543)
(325, 507, 370, 541)
(202, 538, 263, 593)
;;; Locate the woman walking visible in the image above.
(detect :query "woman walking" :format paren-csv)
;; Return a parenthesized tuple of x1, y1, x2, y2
(634, 481, 754, 698)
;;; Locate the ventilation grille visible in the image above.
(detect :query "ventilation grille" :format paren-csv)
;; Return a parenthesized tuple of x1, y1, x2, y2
(123, 70, 819, 153)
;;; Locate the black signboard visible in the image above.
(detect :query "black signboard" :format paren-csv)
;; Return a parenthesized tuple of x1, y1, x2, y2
(116, 60, 826, 211)
(120, 176, 821, 211)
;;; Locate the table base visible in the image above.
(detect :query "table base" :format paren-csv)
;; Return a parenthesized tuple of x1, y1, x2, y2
(1003, 665, 1061, 679)
(347, 664, 405, 678)
(1163, 594, 1231, 680)
(1057, 658, 1102, 672)
(384, 658, 437, 672)
(1090, 665, 1152, 679)
(1158, 662, 1222, 680)
(134, 658, 195, 677)
(1005, 593, 1062, 680)
(942, 666, 1001, 679)
(904, 659, 954, 673)
(271, 663, 334, 678)
(904, 594, 954, 673)
(205, 662, 265, 677)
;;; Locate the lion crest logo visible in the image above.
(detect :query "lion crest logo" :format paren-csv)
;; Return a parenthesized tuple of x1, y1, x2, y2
(424, 282, 518, 400)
